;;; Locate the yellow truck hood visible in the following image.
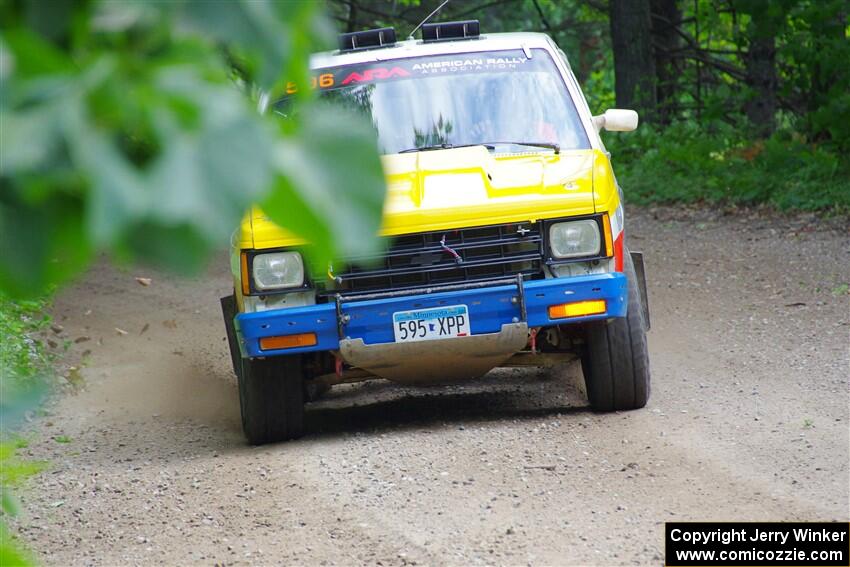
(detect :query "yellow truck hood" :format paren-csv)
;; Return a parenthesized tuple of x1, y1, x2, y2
(245, 147, 612, 250)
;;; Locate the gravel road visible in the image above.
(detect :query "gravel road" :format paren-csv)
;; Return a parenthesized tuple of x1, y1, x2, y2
(10, 208, 850, 566)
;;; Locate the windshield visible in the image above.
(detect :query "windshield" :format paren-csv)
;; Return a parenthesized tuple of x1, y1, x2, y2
(279, 49, 590, 155)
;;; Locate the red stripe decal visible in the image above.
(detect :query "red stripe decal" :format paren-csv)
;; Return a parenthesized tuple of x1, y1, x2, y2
(614, 232, 624, 272)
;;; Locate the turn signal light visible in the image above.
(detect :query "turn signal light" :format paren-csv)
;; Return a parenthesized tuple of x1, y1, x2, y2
(548, 299, 607, 319)
(602, 214, 614, 257)
(240, 252, 251, 296)
(259, 333, 317, 351)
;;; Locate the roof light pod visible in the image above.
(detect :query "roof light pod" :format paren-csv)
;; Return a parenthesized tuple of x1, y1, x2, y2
(421, 20, 480, 42)
(339, 27, 397, 52)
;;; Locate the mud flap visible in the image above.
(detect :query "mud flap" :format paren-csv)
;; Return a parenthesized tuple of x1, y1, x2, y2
(339, 322, 529, 384)
(629, 251, 650, 330)
(220, 295, 243, 377)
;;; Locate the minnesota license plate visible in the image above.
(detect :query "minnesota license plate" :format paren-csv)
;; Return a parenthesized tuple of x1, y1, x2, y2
(392, 305, 471, 343)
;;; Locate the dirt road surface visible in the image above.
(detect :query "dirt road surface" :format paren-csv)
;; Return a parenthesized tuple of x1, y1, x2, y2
(10, 209, 850, 566)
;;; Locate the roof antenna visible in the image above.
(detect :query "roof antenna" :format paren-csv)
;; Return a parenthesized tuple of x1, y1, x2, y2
(407, 0, 451, 40)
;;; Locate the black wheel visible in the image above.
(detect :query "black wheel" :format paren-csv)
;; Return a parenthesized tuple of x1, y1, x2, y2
(304, 379, 331, 402)
(238, 355, 305, 444)
(581, 250, 651, 411)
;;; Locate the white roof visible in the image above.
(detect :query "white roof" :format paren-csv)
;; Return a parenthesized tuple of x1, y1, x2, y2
(310, 32, 561, 69)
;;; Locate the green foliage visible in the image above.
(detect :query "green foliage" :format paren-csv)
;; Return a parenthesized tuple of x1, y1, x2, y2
(777, 0, 850, 150)
(0, 296, 52, 444)
(0, 445, 45, 495)
(1, 523, 33, 567)
(0, 295, 51, 567)
(1, 2, 387, 563)
(0, 296, 51, 382)
(0, 442, 43, 567)
(262, 105, 388, 261)
(0, 294, 50, 434)
(0, 0, 385, 299)
(605, 121, 850, 213)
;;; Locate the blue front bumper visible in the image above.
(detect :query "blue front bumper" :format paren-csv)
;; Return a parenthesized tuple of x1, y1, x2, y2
(235, 273, 627, 359)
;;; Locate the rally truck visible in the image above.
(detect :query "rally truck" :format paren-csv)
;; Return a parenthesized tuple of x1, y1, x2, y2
(221, 21, 651, 444)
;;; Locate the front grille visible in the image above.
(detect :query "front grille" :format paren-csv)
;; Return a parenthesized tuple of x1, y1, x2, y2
(315, 222, 544, 297)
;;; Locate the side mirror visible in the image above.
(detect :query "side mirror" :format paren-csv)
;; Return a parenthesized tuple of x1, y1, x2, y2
(592, 109, 639, 132)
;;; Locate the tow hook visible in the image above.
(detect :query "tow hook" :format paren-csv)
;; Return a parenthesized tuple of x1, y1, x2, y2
(529, 328, 540, 354)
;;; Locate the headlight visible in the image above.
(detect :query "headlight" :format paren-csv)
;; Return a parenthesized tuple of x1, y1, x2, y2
(549, 220, 601, 259)
(252, 252, 304, 291)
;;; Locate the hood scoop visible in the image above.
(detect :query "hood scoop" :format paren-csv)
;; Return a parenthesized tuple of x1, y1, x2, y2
(407, 147, 547, 209)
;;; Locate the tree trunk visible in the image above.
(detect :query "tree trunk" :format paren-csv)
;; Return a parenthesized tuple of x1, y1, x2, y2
(743, 8, 778, 136)
(609, 0, 657, 121)
(807, 3, 847, 134)
(650, 0, 681, 124)
(744, 37, 776, 135)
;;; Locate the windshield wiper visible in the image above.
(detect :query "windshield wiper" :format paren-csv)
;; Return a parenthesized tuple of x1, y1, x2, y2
(481, 141, 560, 154)
(398, 143, 495, 154)
(399, 143, 450, 153)
(398, 141, 560, 154)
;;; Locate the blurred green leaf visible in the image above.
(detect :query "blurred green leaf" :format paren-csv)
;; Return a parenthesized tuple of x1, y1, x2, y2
(0, 525, 32, 567)
(176, 0, 333, 96)
(0, 378, 46, 434)
(2, 5, 386, 565)
(264, 105, 386, 264)
(0, 28, 72, 78)
(0, 193, 91, 298)
(0, 108, 62, 174)
(0, 0, 385, 298)
(178, 0, 295, 90)
(1, 492, 18, 517)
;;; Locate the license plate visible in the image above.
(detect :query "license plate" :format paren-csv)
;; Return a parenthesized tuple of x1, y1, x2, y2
(392, 305, 471, 343)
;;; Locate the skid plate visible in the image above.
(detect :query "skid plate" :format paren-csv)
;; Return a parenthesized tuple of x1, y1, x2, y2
(339, 322, 529, 384)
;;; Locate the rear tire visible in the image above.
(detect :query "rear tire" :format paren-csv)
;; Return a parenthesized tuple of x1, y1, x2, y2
(581, 250, 651, 411)
(238, 355, 305, 444)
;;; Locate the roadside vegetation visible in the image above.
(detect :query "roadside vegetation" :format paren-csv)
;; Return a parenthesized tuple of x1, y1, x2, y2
(1, 1, 386, 563)
(0, 294, 51, 565)
(0, 296, 52, 384)
(331, 0, 849, 214)
(606, 122, 850, 214)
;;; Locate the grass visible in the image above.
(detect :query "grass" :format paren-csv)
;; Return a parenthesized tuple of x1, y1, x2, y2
(605, 122, 850, 214)
(1, 293, 54, 567)
(0, 296, 53, 384)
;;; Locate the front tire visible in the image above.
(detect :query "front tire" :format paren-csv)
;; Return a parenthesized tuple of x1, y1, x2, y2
(238, 355, 306, 444)
(581, 250, 651, 411)
(220, 295, 241, 377)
